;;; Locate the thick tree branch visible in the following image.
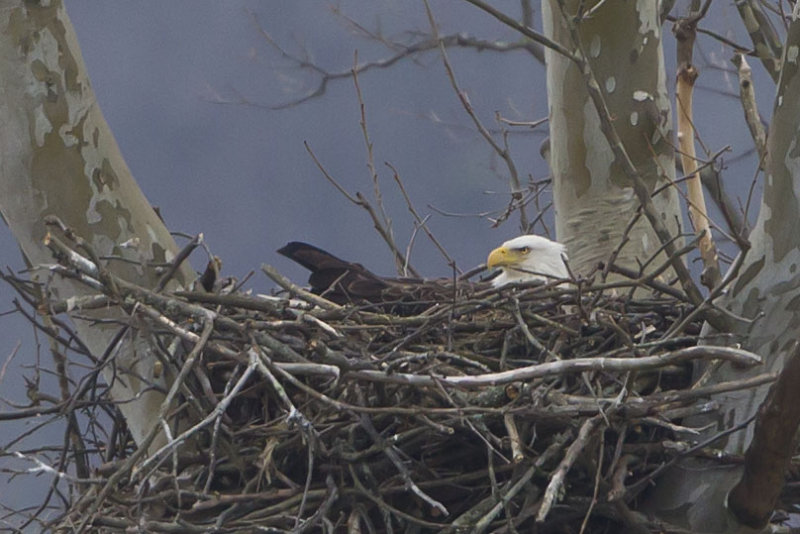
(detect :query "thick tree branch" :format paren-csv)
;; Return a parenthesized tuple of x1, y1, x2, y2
(728, 342, 800, 529)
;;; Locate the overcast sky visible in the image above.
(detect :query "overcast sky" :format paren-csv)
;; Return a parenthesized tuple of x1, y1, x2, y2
(0, 1, 774, 528)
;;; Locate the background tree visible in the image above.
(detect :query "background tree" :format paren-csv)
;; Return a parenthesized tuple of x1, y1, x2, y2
(540, 1, 799, 530)
(0, 2, 196, 452)
(645, 6, 800, 530)
(543, 0, 685, 283)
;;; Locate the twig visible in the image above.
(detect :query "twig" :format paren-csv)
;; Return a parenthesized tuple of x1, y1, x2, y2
(136, 345, 253, 480)
(348, 345, 761, 389)
(387, 162, 459, 272)
(423, 0, 529, 231)
(74, 308, 218, 533)
(155, 233, 202, 292)
(12, 451, 104, 485)
(579, 435, 604, 534)
(0, 341, 21, 385)
(460, 0, 578, 60)
(303, 142, 418, 276)
(697, 162, 748, 239)
(349, 464, 448, 529)
(503, 412, 524, 463)
(512, 297, 561, 360)
(359, 414, 449, 516)
(607, 454, 636, 502)
(468, 432, 569, 533)
(538, 414, 604, 522)
(351, 52, 408, 276)
(624, 413, 758, 498)
(261, 263, 341, 311)
(246, 10, 544, 109)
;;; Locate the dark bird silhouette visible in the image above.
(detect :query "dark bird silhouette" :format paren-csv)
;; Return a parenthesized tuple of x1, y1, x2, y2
(277, 242, 463, 313)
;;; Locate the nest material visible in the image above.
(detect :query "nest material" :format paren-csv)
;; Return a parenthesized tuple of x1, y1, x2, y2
(6, 250, 768, 533)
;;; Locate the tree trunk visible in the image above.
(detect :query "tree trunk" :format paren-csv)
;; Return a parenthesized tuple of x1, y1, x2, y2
(0, 1, 195, 449)
(644, 17, 800, 532)
(542, 0, 683, 278)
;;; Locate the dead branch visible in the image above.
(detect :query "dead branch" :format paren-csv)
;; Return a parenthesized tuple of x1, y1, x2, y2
(732, 53, 768, 164)
(674, 13, 722, 290)
(734, 0, 782, 82)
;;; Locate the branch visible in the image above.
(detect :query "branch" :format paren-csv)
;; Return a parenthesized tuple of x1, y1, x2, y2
(674, 15, 722, 289)
(734, 0, 782, 83)
(732, 53, 767, 164)
(424, 0, 529, 231)
(728, 342, 800, 529)
(246, 10, 544, 109)
(538, 414, 603, 522)
(303, 141, 419, 277)
(387, 162, 459, 272)
(461, 0, 578, 61)
(348, 345, 761, 389)
(351, 52, 408, 276)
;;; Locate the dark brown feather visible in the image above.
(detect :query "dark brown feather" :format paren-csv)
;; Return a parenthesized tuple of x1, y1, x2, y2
(277, 242, 477, 313)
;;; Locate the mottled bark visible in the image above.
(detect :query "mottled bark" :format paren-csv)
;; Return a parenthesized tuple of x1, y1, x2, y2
(645, 15, 800, 533)
(728, 346, 800, 529)
(542, 0, 683, 280)
(0, 2, 195, 449)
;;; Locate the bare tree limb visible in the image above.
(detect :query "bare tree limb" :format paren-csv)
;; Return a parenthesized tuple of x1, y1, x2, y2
(538, 414, 603, 522)
(732, 53, 768, 163)
(734, 0, 783, 82)
(461, 0, 578, 61)
(245, 10, 544, 109)
(674, 13, 722, 289)
(348, 345, 761, 388)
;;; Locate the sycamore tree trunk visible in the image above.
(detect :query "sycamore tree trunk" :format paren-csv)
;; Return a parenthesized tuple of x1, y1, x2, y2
(545, 1, 800, 531)
(645, 17, 800, 533)
(0, 2, 195, 450)
(542, 0, 683, 278)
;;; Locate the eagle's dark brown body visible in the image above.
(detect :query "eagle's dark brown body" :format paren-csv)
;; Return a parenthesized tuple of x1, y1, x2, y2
(277, 242, 484, 313)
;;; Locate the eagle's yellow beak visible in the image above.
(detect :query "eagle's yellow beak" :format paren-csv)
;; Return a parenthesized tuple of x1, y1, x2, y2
(487, 246, 522, 269)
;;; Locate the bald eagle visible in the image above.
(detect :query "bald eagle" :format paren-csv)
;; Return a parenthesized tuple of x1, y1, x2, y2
(277, 235, 567, 311)
(486, 235, 568, 287)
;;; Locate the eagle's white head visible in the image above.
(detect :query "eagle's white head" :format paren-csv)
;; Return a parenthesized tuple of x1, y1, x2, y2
(487, 235, 568, 287)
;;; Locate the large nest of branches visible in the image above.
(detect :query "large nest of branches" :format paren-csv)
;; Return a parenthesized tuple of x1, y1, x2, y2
(4, 242, 771, 533)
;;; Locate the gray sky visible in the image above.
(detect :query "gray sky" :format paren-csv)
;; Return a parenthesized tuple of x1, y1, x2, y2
(0, 1, 773, 528)
(65, 0, 552, 280)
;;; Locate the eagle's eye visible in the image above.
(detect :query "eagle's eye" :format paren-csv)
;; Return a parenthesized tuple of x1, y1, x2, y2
(518, 246, 531, 254)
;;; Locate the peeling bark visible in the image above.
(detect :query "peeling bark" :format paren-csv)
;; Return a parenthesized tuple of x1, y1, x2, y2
(542, 0, 683, 280)
(0, 2, 195, 449)
(644, 15, 800, 533)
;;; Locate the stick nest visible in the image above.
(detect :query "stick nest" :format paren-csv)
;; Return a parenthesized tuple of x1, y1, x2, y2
(7, 257, 764, 533)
